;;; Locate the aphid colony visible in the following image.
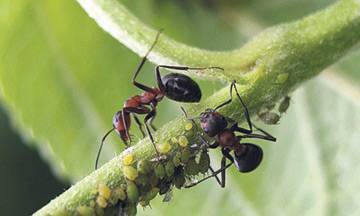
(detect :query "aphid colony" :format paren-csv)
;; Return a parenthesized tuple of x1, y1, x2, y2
(85, 30, 286, 215)
(257, 95, 291, 125)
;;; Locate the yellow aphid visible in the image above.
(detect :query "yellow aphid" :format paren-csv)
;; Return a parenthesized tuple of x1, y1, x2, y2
(123, 166, 139, 180)
(185, 123, 193, 131)
(122, 153, 134, 166)
(96, 196, 108, 208)
(178, 136, 189, 147)
(170, 137, 178, 143)
(77, 205, 95, 216)
(98, 183, 111, 200)
(158, 142, 171, 153)
(276, 73, 289, 84)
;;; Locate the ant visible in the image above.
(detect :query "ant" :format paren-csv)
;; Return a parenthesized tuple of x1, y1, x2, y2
(182, 81, 276, 188)
(95, 30, 223, 169)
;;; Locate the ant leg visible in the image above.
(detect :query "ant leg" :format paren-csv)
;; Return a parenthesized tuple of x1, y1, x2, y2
(149, 111, 157, 131)
(209, 165, 222, 187)
(95, 127, 115, 170)
(238, 125, 276, 142)
(185, 155, 233, 188)
(132, 30, 163, 92)
(214, 81, 235, 111)
(122, 106, 150, 143)
(232, 81, 254, 132)
(144, 108, 161, 159)
(133, 114, 145, 138)
(156, 65, 224, 90)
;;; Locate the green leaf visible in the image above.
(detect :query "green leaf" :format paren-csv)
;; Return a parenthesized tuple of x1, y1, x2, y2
(0, 1, 139, 180)
(139, 76, 360, 215)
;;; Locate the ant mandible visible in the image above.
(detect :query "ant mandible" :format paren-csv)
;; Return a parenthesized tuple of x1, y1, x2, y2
(95, 30, 223, 169)
(182, 81, 276, 188)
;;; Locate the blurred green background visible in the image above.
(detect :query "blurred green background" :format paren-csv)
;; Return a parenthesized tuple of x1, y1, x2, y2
(0, 0, 359, 215)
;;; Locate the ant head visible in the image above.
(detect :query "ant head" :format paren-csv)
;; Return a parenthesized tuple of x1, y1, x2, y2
(112, 111, 131, 140)
(161, 73, 201, 103)
(199, 109, 228, 137)
(233, 144, 263, 173)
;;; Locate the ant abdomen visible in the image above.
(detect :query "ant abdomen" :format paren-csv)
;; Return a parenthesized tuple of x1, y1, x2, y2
(162, 73, 201, 102)
(113, 111, 131, 141)
(234, 144, 263, 173)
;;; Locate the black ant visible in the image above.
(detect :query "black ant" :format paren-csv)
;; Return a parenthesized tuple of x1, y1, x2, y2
(95, 30, 223, 169)
(182, 81, 276, 187)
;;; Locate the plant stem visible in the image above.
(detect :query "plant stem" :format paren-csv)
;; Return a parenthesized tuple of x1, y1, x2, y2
(35, 0, 360, 215)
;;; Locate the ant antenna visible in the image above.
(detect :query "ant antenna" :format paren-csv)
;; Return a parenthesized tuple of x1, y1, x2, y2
(144, 29, 164, 58)
(95, 127, 115, 170)
(180, 106, 200, 120)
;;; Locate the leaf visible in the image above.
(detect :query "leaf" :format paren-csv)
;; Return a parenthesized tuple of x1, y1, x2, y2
(0, 1, 140, 180)
(139, 77, 360, 216)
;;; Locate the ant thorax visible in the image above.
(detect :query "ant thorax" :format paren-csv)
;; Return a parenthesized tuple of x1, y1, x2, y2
(216, 129, 237, 149)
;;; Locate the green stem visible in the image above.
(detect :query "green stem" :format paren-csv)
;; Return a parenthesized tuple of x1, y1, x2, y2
(35, 0, 360, 215)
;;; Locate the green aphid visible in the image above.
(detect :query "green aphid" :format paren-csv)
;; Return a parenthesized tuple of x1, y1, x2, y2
(278, 96, 291, 114)
(126, 181, 139, 204)
(198, 151, 210, 174)
(173, 152, 182, 167)
(154, 163, 166, 179)
(139, 200, 149, 207)
(158, 180, 172, 195)
(174, 167, 186, 189)
(258, 112, 280, 125)
(149, 173, 159, 187)
(123, 204, 137, 216)
(135, 174, 148, 186)
(137, 160, 151, 174)
(165, 161, 175, 177)
(95, 205, 104, 216)
(184, 157, 200, 176)
(77, 205, 95, 216)
(142, 187, 160, 204)
(55, 208, 69, 216)
(180, 148, 191, 164)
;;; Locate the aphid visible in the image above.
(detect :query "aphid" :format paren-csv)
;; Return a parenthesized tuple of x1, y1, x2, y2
(184, 157, 199, 176)
(173, 166, 186, 189)
(126, 181, 139, 204)
(123, 166, 139, 181)
(96, 195, 108, 208)
(98, 183, 111, 200)
(198, 151, 211, 174)
(258, 112, 281, 125)
(163, 189, 173, 202)
(95, 30, 223, 169)
(178, 135, 189, 147)
(165, 161, 175, 177)
(278, 96, 290, 114)
(137, 159, 151, 174)
(154, 163, 166, 179)
(77, 205, 95, 216)
(182, 80, 276, 188)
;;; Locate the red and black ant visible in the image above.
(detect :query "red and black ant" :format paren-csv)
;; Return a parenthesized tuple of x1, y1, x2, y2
(95, 30, 223, 169)
(182, 81, 276, 187)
